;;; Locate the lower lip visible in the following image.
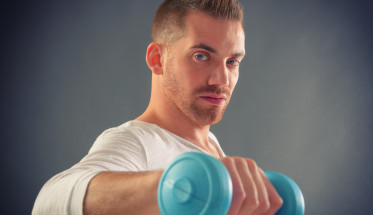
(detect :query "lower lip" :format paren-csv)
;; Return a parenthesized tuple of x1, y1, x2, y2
(200, 97, 226, 105)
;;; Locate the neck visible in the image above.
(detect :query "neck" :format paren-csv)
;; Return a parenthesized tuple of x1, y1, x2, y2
(136, 86, 211, 149)
(136, 106, 211, 149)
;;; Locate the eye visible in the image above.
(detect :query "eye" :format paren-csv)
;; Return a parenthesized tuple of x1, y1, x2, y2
(194, 53, 208, 61)
(227, 59, 240, 66)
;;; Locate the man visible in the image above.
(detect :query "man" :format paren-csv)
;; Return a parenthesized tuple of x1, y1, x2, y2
(33, 0, 283, 214)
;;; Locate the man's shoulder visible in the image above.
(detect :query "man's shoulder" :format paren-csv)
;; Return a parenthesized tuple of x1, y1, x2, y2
(98, 120, 166, 139)
(92, 120, 179, 150)
(88, 121, 163, 154)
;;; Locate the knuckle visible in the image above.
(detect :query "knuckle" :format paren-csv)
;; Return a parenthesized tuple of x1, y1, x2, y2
(272, 196, 284, 210)
(245, 196, 259, 209)
(219, 157, 233, 167)
(235, 189, 247, 202)
(257, 199, 270, 212)
(233, 157, 246, 166)
(245, 158, 258, 171)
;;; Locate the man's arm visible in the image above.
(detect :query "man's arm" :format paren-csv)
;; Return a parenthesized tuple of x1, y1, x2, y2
(83, 158, 282, 215)
(83, 171, 163, 215)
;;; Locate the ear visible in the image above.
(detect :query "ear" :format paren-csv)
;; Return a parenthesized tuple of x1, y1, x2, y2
(146, 42, 163, 75)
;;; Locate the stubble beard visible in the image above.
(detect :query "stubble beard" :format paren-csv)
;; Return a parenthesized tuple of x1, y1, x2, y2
(162, 58, 230, 126)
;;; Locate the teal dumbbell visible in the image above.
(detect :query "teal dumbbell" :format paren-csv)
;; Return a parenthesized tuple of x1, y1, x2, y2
(158, 152, 304, 215)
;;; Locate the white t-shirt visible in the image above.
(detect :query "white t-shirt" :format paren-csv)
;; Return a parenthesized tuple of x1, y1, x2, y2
(32, 120, 225, 215)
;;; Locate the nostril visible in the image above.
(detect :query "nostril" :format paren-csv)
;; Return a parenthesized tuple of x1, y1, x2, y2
(208, 68, 229, 87)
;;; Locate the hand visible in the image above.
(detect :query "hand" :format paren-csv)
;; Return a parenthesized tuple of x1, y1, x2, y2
(219, 157, 283, 215)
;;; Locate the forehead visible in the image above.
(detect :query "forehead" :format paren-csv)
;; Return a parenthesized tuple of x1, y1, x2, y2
(180, 11, 245, 55)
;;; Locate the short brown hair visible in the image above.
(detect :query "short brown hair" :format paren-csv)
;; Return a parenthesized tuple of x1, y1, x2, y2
(152, 0, 244, 45)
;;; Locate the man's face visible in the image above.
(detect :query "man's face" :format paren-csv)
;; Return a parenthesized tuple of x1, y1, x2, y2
(161, 11, 245, 126)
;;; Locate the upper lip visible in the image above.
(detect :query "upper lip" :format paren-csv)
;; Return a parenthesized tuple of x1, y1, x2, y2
(200, 94, 226, 100)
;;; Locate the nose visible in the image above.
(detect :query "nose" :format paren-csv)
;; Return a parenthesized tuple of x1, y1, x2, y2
(207, 63, 229, 87)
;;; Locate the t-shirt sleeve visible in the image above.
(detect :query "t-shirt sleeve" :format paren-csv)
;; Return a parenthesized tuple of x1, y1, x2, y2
(32, 127, 148, 215)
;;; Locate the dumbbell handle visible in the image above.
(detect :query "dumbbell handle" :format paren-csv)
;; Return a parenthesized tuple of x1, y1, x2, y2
(158, 152, 304, 215)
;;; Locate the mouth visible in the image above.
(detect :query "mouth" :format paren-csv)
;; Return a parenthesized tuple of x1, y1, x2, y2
(199, 94, 226, 105)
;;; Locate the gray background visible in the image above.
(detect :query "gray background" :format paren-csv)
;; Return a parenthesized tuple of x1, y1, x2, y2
(2, 0, 372, 214)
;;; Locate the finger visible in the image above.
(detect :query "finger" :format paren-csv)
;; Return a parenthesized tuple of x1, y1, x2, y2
(219, 157, 245, 215)
(259, 169, 284, 214)
(234, 158, 258, 215)
(245, 159, 270, 214)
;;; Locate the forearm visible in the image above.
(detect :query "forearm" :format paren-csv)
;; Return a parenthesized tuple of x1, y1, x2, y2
(83, 170, 163, 215)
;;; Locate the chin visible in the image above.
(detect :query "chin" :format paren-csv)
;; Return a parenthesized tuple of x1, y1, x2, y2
(192, 109, 225, 126)
(210, 113, 225, 125)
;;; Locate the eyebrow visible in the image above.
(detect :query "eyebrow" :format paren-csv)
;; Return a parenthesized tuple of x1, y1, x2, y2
(190, 43, 245, 58)
(191, 43, 217, 54)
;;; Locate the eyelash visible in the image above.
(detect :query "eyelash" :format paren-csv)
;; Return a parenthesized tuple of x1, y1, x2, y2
(194, 53, 209, 61)
(193, 52, 241, 67)
(227, 59, 240, 66)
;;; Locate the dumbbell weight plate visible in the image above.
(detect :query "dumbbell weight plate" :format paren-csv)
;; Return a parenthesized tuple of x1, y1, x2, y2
(265, 171, 305, 215)
(158, 152, 232, 215)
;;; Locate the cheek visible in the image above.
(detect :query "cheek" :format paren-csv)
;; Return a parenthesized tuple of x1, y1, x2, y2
(184, 71, 204, 93)
(179, 64, 206, 87)
(173, 65, 201, 93)
(229, 71, 239, 90)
